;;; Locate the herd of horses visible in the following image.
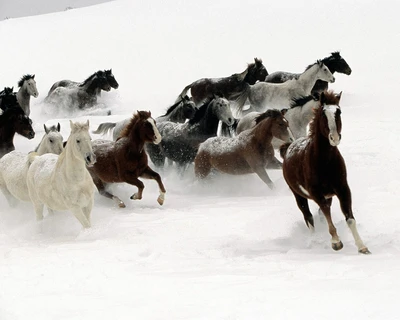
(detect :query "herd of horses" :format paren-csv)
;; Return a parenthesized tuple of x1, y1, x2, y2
(0, 52, 370, 254)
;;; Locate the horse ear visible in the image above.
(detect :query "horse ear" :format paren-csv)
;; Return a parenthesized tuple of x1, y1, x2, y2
(32, 74, 35, 79)
(57, 122, 61, 132)
(281, 108, 288, 116)
(44, 124, 49, 134)
(336, 91, 342, 101)
(85, 119, 90, 129)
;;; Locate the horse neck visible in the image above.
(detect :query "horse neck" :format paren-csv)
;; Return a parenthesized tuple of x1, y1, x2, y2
(16, 87, 30, 113)
(126, 124, 146, 153)
(310, 120, 338, 159)
(297, 65, 320, 93)
(80, 76, 98, 95)
(200, 104, 220, 135)
(253, 119, 273, 144)
(0, 123, 17, 151)
(58, 141, 86, 181)
(243, 67, 257, 85)
(167, 105, 186, 122)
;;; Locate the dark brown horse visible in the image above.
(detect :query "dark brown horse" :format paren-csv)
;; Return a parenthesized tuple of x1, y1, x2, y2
(194, 109, 293, 188)
(280, 91, 370, 254)
(0, 106, 35, 158)
(177, 58, 268, 105)
(87, 111, 166, 208)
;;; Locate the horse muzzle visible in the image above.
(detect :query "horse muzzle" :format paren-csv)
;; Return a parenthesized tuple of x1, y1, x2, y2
(330, 76, 335, 83)
(153, 135, 162, 145)
(328, 132, 341, 146)
(345, 68, 352, 75)
(27, 131, 35, 139)
(85, 153, 97, 167)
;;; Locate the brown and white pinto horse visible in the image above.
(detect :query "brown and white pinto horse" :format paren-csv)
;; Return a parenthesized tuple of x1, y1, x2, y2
(194, 109, 293, 189)
(87, 111, 166, 208)
(280, 91, 370, 254)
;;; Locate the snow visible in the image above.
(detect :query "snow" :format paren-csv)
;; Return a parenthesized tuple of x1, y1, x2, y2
(1, 0, 400, 319)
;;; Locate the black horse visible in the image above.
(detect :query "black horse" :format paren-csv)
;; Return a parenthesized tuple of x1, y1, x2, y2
(176, 58, 268, 106)
(265, 52, 352, 94)
(0, 87, 19, 111)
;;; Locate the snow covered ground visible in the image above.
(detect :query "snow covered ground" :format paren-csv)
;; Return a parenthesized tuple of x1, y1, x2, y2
(1, 0, 400, 319)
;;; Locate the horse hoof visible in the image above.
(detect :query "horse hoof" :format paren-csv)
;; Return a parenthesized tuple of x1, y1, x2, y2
(130, 194, 141, 200)
(157, 197, 164, 206)
(118, 202, 126, 208)
(332, 241, 344, 251)
(359, 247, 371, 254)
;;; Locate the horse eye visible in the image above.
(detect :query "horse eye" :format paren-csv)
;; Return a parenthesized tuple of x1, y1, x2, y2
(49, 139, 53, 143)
(76, 139, 80, 143)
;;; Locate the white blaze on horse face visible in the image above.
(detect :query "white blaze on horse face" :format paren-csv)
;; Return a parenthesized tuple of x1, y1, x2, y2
(324, 105, 340, 146)
(147, 118, 162, 144)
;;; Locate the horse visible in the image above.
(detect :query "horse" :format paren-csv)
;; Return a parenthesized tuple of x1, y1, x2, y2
(177, 58, 268, 105)
(194, 109, 294, 188)
(0, 87, 19, 112)
(104, 69, 119, 91)
(92, 95, 197, 141)
(16, 74, 39, 116)
(45, 70, 112, 110)
(87, 111, 166, 208)
(235, 60, 335, 115)
(265, 52, 352, 94)
(280, 91, 370, 254)
(0, 106, 35, 158)
(236, 94, 320, 143)
(0, 124, 63, 207)
(147, 96, 234, 170)
(26, 120, 96, 228)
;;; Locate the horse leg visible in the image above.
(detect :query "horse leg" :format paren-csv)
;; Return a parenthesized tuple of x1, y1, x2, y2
(122, 175, 145, 201)
(194, 152, 212, 179)
(315, 197, 343, 251)
(251, 165, 274, 190)
(93, 176, 125, 208)
(70, 205, 91, 229)
(292, 192, 314, 230)
(337, 186, 370, 254)
(140, 167, 167, 205)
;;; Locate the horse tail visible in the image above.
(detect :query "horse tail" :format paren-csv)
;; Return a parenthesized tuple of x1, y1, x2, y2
(175, 83, 193, 103)
(27, 152, 39, 166)
(279, 142, 291, 159)
(232, 84, 250, 117)
(92, 122, 117, 135)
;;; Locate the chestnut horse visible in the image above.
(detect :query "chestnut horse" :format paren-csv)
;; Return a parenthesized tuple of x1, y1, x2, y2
(280, 91, 370, 254)
(194, 109, 293, 189)
(87, 111, 166, 208)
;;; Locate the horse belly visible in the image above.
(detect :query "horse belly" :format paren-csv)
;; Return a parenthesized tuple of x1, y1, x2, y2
(210, 153, 251, 175)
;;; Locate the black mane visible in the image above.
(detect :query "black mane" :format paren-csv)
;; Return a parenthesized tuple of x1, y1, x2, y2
(18, 74, 35, 87)
(79, 70, 105, 87)
(161, 96, 190, 117)
(290, 95, 318, 108)
(188, 98, 213, 125)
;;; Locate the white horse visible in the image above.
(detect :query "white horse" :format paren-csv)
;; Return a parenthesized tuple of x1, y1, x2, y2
(235, 61, 335, 115)
(0, 124, 64, 207)
(16, 74, 39, 116)
(26, 120, 96, 228)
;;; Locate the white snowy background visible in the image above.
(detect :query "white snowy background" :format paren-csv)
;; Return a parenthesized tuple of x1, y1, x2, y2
(0, 0, 399, 319)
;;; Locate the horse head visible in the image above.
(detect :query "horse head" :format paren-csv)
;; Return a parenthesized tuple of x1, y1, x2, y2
(330, 51, 352, 75)
(69, 120, 96, 166)
(104, 69, 119, 89)
(316, 60, 335, 83)
(137, 110, 162, 145)
(11, 107, 35, 139)
(180, 96, 197, 120)
(40, 123, 64, 155)
(318, 91, 342, 146)
(211, 95, 234, 126)
(19, 74, 39, 98)
(95, 71, 111, 92)
(255, 109, 294, 143)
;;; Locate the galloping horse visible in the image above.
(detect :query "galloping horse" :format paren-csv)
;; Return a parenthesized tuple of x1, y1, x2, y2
(235, 60, 335, 115)
(92, 95, 197, 141)
(87, 111, 166, 208)
(147, 96, 234, 170)
(27, 120, 96, 228)
(265, 52, 352, 94)
(177, 58, 268, 105)
(45, 70, 112, 109)
(16, 74, 39, 116)
(280, 91, 370, 254)
(0, 106, 35, 158)
(195, 109, 293, 189)
(0, 124, 63, 206)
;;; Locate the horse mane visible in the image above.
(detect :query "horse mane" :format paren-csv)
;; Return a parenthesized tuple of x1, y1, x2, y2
(120, 111, 151, 138)
(161, 96, 188, 117)
(188, 98, 213, 125)
(305, 59, 323, 71)
(290, 95, 318, 109)
(79, 70, 104, 87)
(254, 109, 282, 125)
(308, 90, 341, 136)
(0, 106, 25, 124)
(18, 74, 35, 87)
